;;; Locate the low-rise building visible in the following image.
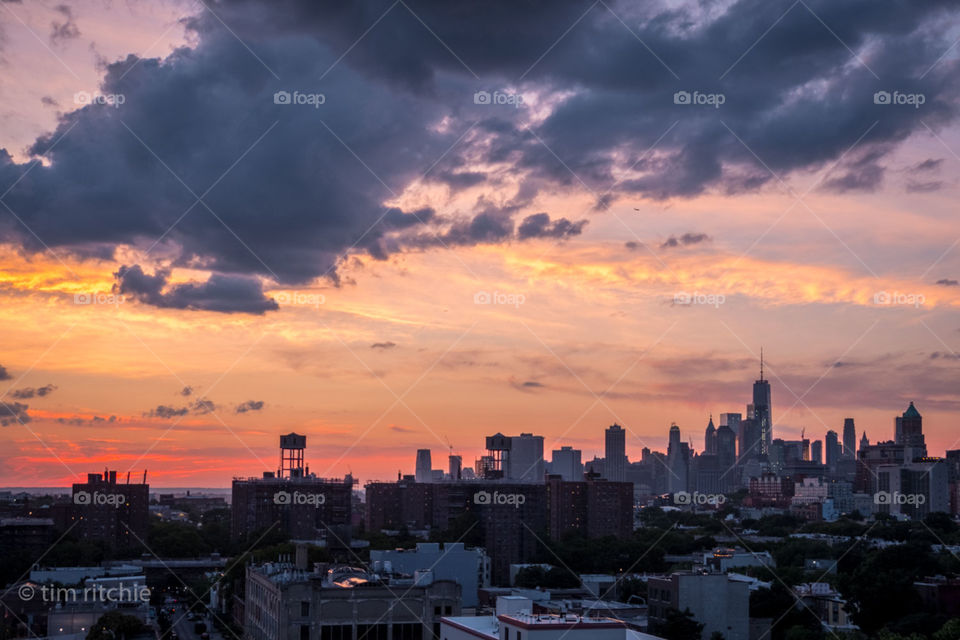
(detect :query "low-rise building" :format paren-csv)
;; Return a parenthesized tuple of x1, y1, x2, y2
(370, 543, 490, 607)
(647, 571, 750, 640)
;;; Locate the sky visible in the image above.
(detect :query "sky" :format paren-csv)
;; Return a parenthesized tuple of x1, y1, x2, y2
(0, 0, 959, 487)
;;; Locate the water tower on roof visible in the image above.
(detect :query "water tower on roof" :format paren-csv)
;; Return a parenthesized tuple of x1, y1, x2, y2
(279, 433, 307, 478)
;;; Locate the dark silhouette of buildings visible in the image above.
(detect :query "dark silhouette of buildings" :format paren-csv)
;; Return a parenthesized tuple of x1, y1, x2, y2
(69, 470, 149, 549)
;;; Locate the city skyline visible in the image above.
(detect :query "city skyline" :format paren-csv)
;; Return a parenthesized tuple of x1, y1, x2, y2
(1, 1, 959, 489)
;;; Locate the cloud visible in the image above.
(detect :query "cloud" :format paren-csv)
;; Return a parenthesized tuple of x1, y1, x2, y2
(235, 400, 264, 413)
(144, 405, 189, 419)
(516, 213, 588, 240)
(0, 0, 957, 303)
(49, 4, 80, 46)
(10, 384, 57, 399)
(192, 398, 216, 414)
(115, 265, 279, 314)
(41, 96, 59, 108)
(660, 232, 711, 249)
(0, 401, 30, 426)
(180, 386, 194, 396)
(0, 365, 10, 381)
(509, 377, 546, 392)
(936, 279, 958, 287)
(389, 424, 415, 433)
(624, 241, 643, 251)
(56, 414, 118, 426)
(909, 158, 943, 173)
(370, 341, 396, 350)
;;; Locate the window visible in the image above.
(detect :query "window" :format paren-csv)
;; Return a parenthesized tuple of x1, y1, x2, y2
(299, 625, 309, 640)
(300, 601, 310, 617)
(444, 606, 452, 615)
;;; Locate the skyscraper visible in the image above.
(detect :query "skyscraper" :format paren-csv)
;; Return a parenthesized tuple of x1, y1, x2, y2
(415, 449, 433, 483)
(842, 418, 856, 460)
(898, 402, 926, 457)
(825, 430, 841, 469)
(667, 424, 689, 493)
(605, 423, 627, 482)
(550, 446, 583, 481)
(752, 350, 773, 457)
(705, 416, 717, 454)
(811, 440, 823, 465)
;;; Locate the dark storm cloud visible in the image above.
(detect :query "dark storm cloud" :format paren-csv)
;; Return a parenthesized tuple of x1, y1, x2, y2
(115, 265, 278, 314)
(660, 232, 711, 249)
(0, 0, 958, 312)
(235, 400, 264, 413)
(10, 384, 57, 399)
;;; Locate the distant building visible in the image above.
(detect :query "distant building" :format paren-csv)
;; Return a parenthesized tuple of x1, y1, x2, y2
(604, 424, 627, 482)
(245, 561, 460, 640)
(752, 353, 773, 457)
(416, 449, 433, 483)
(842, 418, 857, 461)
(876, 459, 950, 518)
(0, 517, 55, 559)
(825, 431, 841, 469)
(795, 583, 857, 632)
(483, 433, 545, 482)
(648, 571, 750, 640)
(70, 470, 149, 549)
(550, 446, 583, 482)
(896, 402, 927, 457)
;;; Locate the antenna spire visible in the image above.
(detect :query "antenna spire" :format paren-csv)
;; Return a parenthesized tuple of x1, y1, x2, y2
(760, 347, 764, 381)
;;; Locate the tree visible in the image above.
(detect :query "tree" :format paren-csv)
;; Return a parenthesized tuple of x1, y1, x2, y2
(656, 608, 704, 640)
(86, 612, 144, 640)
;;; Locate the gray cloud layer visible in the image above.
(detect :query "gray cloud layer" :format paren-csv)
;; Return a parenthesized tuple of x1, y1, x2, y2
(0, 0, 956, 312)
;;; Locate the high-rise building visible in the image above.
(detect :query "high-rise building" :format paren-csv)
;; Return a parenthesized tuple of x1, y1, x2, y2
(825, 430, 841, 469)
(843, 418, 857, 460)
(604, 424, 627, 482)
(508, 433, 545, 482)
(704, 416, 717, 455)
(448, 455, 462, 480)
(716, 422, 737, 472)
(546, 474, 633, 540)
(550, 446, 583, 481)
(667, 424, 689, 493)
(69, 470, 149, 549)
(898, 402, 926, 456)
(811, 440, 823, 465)
(752, 350, 773, 457)
(416, 449, 434, 483)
